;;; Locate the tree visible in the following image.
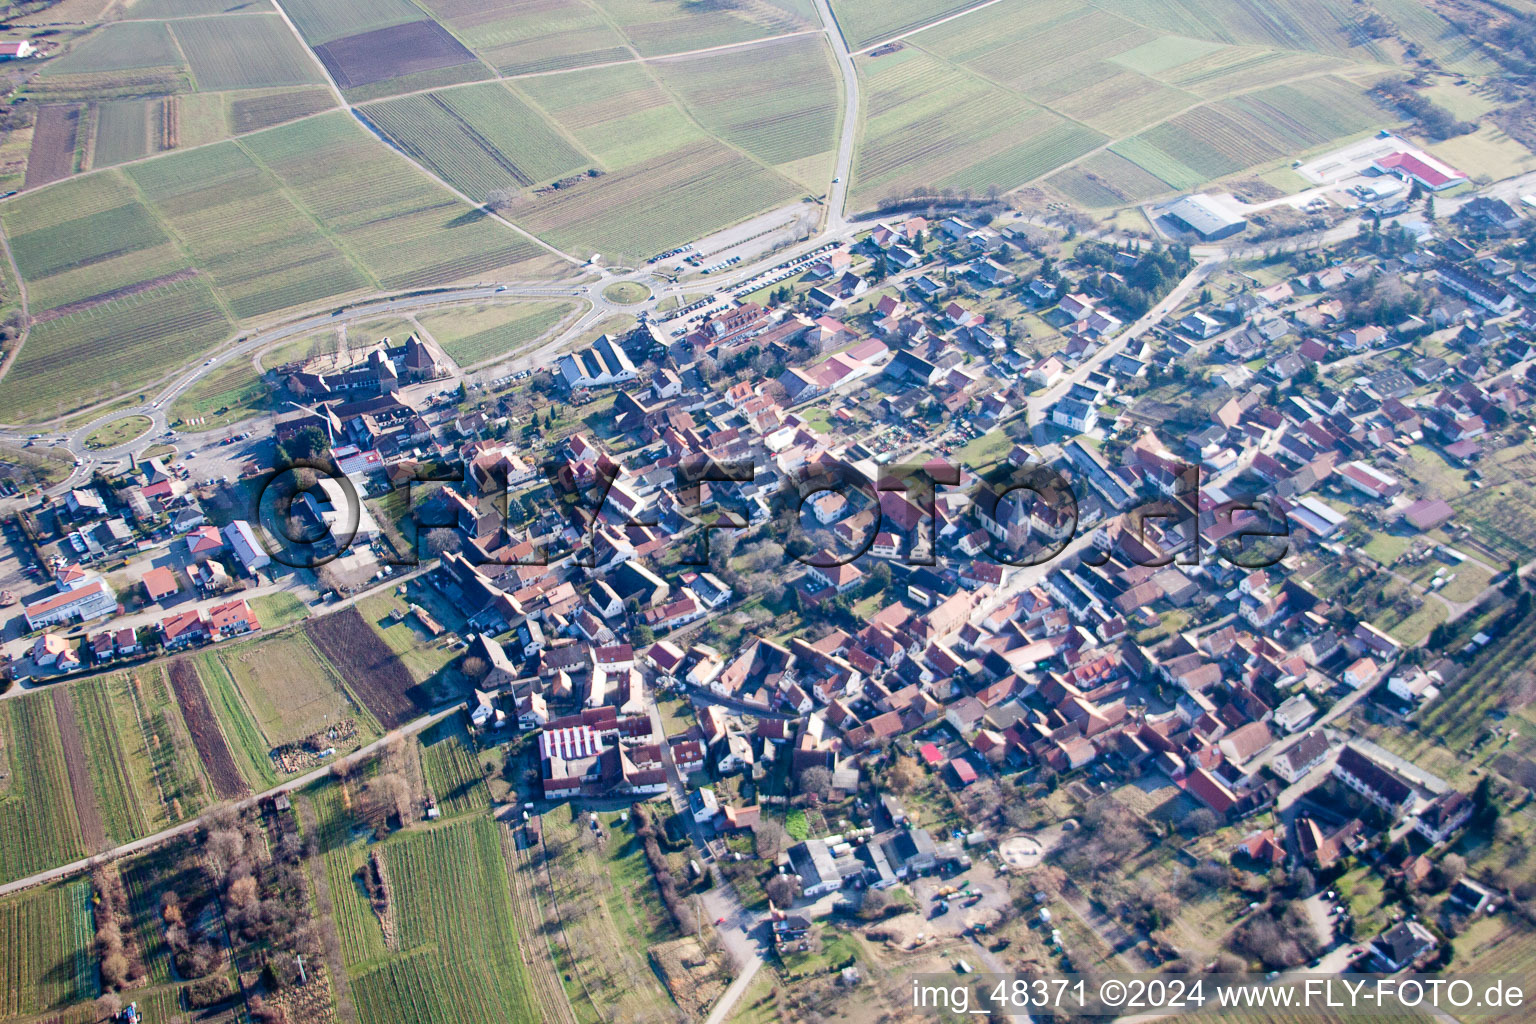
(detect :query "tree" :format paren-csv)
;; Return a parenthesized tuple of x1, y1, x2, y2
(461, 656, 489, 680)
(1179, 808, 1220, 838)
(485, 189, 516, 212)
(765, 873, 801, 907)
(799, 766, 833, 799)
(754, 818, 789, 859)
(631, 623, 655, 646)
(859, 888, 894, 920)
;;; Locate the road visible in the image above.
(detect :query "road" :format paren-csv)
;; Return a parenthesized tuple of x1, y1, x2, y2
(0, 701, 461, 899)
(813, 0, 860, 232)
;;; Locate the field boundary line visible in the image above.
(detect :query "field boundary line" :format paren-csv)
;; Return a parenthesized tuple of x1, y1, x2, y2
(0, 224, 32, 390)
(264, 0, 588, 269)
(851, 0, 1012, 54)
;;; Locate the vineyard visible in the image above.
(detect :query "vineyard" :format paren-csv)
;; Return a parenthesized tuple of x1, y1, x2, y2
(361, 82, 587, 198)
(832, 0, 991, 49)
(22, 104, 82, 189)
(511, 138, 801, 265)
(278, 0, 425, 45)
(589, 0, 811, 57)
(0, 696, 86, 886)
(653, 35, 840, 177)
(349, 818, 538, 1024)
(69, 679, 156, 843)
(90, 99, 155, 167)
(420, 0, 630, 75)
(40, 21, 186, 77)
(229, 87, 336, 134)
(1047, 150, 1175, 207)
(418, 714, 488, 818)
(0, 879, 97, 1019)
(306, 607, 423, 730)
(416, 300, 580, 368)
(126, 139, 375, 322)
(0, 275, 233, 422)
(124, 667, 214, 826)
(171, 13, 326, 90)
(241, 113, 564, 289)
(519, 61, 709, 170)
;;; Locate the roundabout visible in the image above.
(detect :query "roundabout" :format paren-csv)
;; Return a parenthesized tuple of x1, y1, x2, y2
(601, 280, 652, 305)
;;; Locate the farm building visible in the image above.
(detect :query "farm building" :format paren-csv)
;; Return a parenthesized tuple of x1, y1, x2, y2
(559, 333, 637, 389)
(1165, 195, 1247, 241)
(1373, 151, 1466, 191)
(0, 40, 35, 59)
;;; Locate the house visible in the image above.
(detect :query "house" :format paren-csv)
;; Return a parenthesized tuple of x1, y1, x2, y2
(1333, 746, 1416, 817)
(208, 599, 259, 640)
(160, 610, 209, 649)
(1370, 920, 1438, 972)
(559, 334, 638, 388)
(689, 786, 720, 824)
(184, 525, 224, 564)
(24, 578, 116, 630)
(788, 839, 843, 898)
(142, 567, 179, 604)
(30, 633, 78, 668)
(1180, 311, 1224, 339)
(1052, 397, 1098, 433)
(1414, 789, 1472, 844)
(1273, 729, 1332, 783)
(223, 520, 271, 574)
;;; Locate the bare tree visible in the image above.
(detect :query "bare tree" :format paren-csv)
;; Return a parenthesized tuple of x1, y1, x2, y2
(754, 819, 789, 860)
(765, 874, 801, 908)
(798, 766, 833, 800)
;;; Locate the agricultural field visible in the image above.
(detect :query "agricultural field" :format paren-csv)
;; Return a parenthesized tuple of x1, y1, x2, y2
(200, 629, 378, 749)
(306, 606, 427, 730)
(652, 34, 842, 186)
(165, 657, 251, 799)
(250, 591, 312, 628)
(508, 139, 802, 265)
(417, 714, 489, 817)
(0, 696, 87, 886)
(355, 586, 466, 684)
(170, 13, 326, 91)
(416, 300, 579, 367)
(419, 0, 631, 75)
(344, 817, 540, 1024)
(0, 879, 97, 1020)
(242, 112, 570, 289)
(360, 82, 589, 201)
(24, 104, 84, 188)
(588, 0, 814, 57)
(128, 0, 275, 14)
(228, 87, 336, 133)
(1046, 150, 1177, 207)
(313, 20, 486, 97)
(40, 21, 187, 78)
(534, 807, 687, 1022)
(114, 667, 214, 826)
(188, 649, 281, 790)
(849, 46, 1104, 210)
(90, 99, 161, 167)
(168, 355, 276, 429)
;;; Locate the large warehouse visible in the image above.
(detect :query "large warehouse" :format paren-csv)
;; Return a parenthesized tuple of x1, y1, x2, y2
(1166, 194, 1248, 241)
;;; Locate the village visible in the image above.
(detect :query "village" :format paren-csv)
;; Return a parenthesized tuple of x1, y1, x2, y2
(3, 129, 1535, 1018)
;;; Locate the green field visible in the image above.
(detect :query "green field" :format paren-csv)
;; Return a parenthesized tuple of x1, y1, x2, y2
(251, 591, 311, 628)
(171, 13, 326, 90)
(42, 21, 187, 77)
(0, 880, 97, 1019)
(201, 630, 376, 752)
(277, 0, 425, 44)
(91, 99, 158, 166)
(417, 300, 578, 367)
(653, 35, 841, 185)
(187, 650, 280, 789)
(242, 112, 568, 288)
(420, 0, 631, 75)
(850, 46, 1104, 209)
(68, 678, 159, 843)
(342, 817, 539, 1024)
(518, 60, 710, 169)
(229, 86, 337, 133)
(360, 82, 589, 201)
(418, 713, 489, 817)
(169, 356, 275, 428)
(0, 697, 87, 886)
(588, 0, 812, 57)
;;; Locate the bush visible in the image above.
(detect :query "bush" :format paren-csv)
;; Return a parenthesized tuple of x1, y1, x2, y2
(186, 975, 236, 1009)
